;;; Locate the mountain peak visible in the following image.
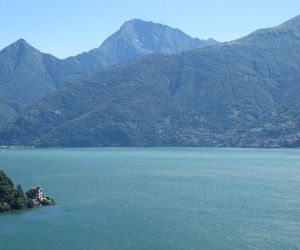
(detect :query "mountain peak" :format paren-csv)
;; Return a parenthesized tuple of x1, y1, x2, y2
(72, 19, 218, 72)
(115, 18, 217, 49)
(122, 18, 159, 27)
(123, 18, 152, 25)
(119, 19, 218, 45)
(1, 38, 37, 54)
(119, 18, 165, 35)
(14, 38, 28, 45)
(11, 38, 33, 49)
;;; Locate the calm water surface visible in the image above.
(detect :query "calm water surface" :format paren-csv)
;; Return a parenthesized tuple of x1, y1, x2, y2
(0, 148, 300, 250)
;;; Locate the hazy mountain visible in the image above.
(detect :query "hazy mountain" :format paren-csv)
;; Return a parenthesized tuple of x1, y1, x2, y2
(67, 19, 218, 72)
(0, 39, 85, 125)
(0, 20, 217, 126)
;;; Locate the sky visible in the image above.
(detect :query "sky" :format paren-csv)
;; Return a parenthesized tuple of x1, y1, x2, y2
(0, 0, 300, 58)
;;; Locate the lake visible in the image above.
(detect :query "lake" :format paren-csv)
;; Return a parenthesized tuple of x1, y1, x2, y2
(0, 148, 300, 250)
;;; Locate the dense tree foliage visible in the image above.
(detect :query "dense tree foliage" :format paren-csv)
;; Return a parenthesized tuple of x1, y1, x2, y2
(0, 170, 33, 212)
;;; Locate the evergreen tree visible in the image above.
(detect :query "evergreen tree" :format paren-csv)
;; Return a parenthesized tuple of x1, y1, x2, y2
(0, 170, 33, 212)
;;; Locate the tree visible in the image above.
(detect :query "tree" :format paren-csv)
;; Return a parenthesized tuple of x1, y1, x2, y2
(0, 170, 33, 212)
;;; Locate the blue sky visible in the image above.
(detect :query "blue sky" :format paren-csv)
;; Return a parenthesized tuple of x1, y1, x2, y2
(1, 0, 299, 58)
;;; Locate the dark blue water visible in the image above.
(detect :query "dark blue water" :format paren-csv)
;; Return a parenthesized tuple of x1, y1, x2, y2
(0, 148, 300, 250)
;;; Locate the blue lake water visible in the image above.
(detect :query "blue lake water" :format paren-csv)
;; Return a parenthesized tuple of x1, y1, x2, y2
(0, 148, 300, 250)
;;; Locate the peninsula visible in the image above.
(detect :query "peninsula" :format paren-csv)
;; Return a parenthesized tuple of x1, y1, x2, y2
(0, 170, 55, 213)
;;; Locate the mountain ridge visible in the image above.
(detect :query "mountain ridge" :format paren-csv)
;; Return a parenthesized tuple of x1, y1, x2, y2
(0, 37, 86, 125)
(0, 19, 217, 126)
(67, 18, 218, 72)
(1, 15, 300, 147)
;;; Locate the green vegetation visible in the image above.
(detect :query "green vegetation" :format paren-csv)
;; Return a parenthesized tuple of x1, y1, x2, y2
(1, 16, 300, 147)
(0, 170, 33, 212)
(1, 17, 300, 147)
(0, 20, 214, 126)
(0, 39, 87, 127)
(40, 197, 56, 206)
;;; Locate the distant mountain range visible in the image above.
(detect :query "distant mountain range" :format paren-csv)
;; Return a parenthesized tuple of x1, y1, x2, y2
(0, 19, 216, 125)
(1, 16, 300, 148)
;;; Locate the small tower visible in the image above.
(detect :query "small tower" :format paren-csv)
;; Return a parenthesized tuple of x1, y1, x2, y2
(36, 186, 43, 200)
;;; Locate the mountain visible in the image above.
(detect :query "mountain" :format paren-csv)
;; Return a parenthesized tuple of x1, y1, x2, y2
(2, 16, 300, 147)
(3, 16, 300, 148)
(0, 39, 85, 125)
(0, 20, 217, 126)
(67, 19, 218, 72)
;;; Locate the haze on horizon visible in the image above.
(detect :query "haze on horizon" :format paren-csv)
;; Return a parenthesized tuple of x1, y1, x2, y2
(0, 0, 300, 58)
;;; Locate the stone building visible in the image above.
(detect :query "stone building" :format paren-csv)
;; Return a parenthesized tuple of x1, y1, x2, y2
(26, 186, 44, 201)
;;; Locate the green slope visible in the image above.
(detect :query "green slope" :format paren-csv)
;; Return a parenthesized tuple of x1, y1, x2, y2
(1, 16, 300, 147)
(0, 20, 216, 126)
(0, 39, 86, 127)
